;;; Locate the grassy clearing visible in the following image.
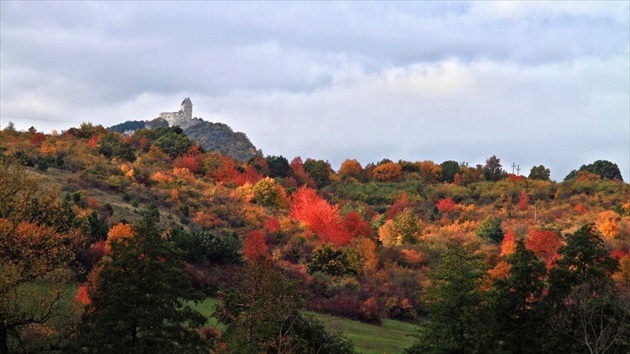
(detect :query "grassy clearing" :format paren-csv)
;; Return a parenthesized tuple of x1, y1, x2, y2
(304, 311, 416, 354)
(193, 298, 417, 354)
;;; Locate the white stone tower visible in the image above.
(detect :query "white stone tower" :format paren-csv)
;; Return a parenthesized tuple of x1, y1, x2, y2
(181, 97, 192, 120)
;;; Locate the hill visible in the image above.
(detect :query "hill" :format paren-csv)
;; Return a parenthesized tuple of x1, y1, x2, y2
(1, 124, 629, 353)
(108, 118, 260, 161)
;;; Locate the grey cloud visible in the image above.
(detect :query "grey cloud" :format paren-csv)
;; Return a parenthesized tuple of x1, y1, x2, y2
(1, 1, 628, 181)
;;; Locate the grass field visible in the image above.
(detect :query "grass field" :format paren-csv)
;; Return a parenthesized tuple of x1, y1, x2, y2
(193, 298, 417, 354)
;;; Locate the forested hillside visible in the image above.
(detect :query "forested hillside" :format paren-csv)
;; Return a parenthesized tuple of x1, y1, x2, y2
(1, 124, 628, 353)
(108, 118, 261, 161)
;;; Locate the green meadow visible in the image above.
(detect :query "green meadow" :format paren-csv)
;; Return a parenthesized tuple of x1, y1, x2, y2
(194, 298, 416, 354)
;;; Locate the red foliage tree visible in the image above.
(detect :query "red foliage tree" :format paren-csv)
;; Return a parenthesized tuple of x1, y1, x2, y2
(517, 190, 529, 210)
(174, 153, 202, 174)
(289, 157, 316, 188)
(289, 186, 350, 245)
(263, 216, 280, 235)
(574, 203, 588, 214)
(341, 211, 373, 239)
(243, 230, 269, 261)
(508, 174, 526, 182)
(525, 228, 562, 268)
(31, 132, 46, 146)
(386, 193, 410, 220)
(436, 198, 457, 214)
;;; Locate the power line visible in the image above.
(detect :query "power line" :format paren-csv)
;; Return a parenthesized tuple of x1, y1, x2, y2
(0, 114, 79, 124)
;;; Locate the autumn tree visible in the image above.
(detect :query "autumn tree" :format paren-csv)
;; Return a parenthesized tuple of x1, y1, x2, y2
(436, 198, 456, 214)
(339, 159, 363, 180)
(0, 160, 79, 353)
(500, 228, 517, 257)
(252, 176, 286, 208)
(407, 244, 489, 354)
(596, 210, 620, 240)
(372, 162, 403, 182)
(243, 230, 269, 261)
(73, 215, 209, 353)
(419, 161, 441, 184)
(290, 187, 350, 245)
(525, 228, 562, 267)
(289, 157, 316, 188)
(379, 209, 422, 246)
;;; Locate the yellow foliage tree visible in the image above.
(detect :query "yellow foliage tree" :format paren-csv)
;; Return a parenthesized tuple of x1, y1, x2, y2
(378, 209, 422, 246)
(105, 223, 134, 254)
(597, 210, 620, 240)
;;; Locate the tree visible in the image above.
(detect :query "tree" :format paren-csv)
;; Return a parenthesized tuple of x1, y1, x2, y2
(308, 245, 357, 277)
(548, 224, 628, 353)
(483, 155, 504, 182)
(490, 240, 549, 354)
(252, 176, 285, 207)
(0, 160, 78, 354)
(265, 155, 290, 178)
(243, 230, 269, 261)
(215, 258, 354, 353)
(528, 165, 551, 180)
(436, 198, 456, 214)
(379, 209, 422, 246)
(407, 244, 489, 354)
(548, 224, 619, 303)
(290, 186, 350, 246)
(373, 162, 403, 182)
(440, 160, 460, 183)
(525, 228, 562, 268)
(476, 215, 504, 244)
(339, 159, 363, 180)
(73, 215, 209, 353)
(303, 159, 333, 188)
(565, 160, 623, 181)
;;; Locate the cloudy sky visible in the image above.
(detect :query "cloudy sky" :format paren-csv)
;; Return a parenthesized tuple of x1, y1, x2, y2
(1, 1, 628, 181)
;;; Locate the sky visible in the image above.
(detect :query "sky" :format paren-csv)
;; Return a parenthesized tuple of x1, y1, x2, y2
(1, 1, 629, 181)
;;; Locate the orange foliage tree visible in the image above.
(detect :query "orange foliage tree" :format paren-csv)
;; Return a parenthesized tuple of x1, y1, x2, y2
(339, 159, 363, 180)
(597, 210, 620, 240)
(105, 223, 134, 254)
(373, 162, 403, 182)
(419, 161, 441, 184)
(500, 228, 517, 257)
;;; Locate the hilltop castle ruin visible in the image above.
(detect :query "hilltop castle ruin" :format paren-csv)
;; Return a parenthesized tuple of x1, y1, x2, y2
(159, 97, 193, 126)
